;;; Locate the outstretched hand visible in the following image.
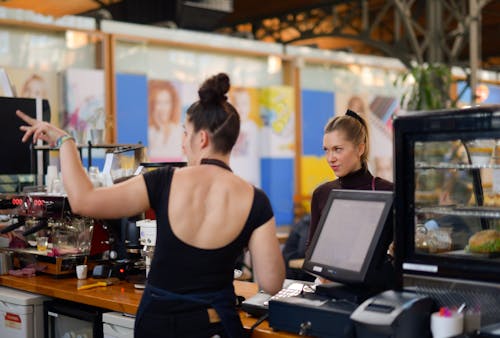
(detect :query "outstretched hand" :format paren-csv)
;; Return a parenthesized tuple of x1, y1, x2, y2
(16, 110, 67, 147)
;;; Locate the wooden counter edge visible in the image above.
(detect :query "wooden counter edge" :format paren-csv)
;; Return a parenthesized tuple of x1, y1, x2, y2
(0, 275, 302, 337)
(0, 274, 143, 314)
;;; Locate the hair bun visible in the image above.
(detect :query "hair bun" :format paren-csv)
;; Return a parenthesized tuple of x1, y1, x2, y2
(198, 73, 230, 105)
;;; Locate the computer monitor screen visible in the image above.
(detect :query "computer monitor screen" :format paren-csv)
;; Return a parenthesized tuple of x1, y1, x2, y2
(0, 97, 51, 175)
(303, 189, 394, 287)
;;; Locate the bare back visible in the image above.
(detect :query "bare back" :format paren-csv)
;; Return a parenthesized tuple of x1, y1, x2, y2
(168, 165, 254, 249)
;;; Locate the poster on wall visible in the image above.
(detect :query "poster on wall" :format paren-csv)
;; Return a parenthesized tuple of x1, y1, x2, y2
(147, 79, 184, 162)
(456, 81, 500, 107)
(228, 86, 261, 187)
(300, 89, 336, 209)
(115, 72, 148, 145)
(259, 86, 295, 225)
(2, 67, 60, 127)
(62, 68, 105, 169)
(63, 68, 105, 144)
(259, 86, 295, 158)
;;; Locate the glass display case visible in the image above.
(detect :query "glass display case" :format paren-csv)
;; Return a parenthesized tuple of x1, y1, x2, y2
(394, 106, 500, 324)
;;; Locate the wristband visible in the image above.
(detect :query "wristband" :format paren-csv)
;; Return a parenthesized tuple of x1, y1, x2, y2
(55, 134, 75, 148)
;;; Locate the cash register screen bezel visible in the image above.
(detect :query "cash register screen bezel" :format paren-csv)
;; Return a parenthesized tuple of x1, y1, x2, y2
(303, 189, 393, 286)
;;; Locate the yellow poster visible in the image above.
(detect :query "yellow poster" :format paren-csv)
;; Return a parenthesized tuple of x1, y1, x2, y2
(259, 86, 295, 158)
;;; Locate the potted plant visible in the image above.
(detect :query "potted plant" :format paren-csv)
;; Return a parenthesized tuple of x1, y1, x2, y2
(396, 62, 454, 111)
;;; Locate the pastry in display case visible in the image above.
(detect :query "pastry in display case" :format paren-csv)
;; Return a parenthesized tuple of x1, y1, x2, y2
(394, 106, 500, 326)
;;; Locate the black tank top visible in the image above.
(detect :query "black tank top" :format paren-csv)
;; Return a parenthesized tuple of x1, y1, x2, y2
(143, 162, 273, 293)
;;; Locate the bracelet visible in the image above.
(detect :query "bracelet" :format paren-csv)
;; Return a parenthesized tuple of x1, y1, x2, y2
(55, 134, 75, 148)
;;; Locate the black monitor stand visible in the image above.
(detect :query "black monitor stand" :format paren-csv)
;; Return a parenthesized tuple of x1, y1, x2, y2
(315, 282, 382, 304)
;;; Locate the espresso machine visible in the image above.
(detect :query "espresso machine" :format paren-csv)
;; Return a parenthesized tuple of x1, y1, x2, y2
(0, 192, 110, 276)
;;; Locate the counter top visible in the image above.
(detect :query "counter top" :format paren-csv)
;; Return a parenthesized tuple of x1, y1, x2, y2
(0, 274, 301, 337)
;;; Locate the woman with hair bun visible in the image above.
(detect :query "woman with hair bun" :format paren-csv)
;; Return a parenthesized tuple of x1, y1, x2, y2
(16, 73, 285, 338)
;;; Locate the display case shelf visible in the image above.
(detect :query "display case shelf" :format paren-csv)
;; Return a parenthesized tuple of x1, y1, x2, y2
(415, 162, 500, 170)
(416, 206, 500, 219)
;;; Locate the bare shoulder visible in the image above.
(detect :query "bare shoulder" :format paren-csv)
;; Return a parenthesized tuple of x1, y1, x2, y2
(174, 165, 251, 188)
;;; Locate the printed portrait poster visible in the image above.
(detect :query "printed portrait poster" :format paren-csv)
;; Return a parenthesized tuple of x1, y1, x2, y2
(62, 68, 105, 168)
(63, 68, 105, 144)
(147, 78, 184, 162)
(4, 67, 60, 126)
(228, 86, 262, 187)
(258, 86, 295, 158)
(335, 92, 397, 182)
(456, 81, 500, 107)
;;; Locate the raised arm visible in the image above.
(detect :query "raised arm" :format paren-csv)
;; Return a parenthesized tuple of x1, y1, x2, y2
(248, 217, 285, 295)
(16, 110, 150, 219)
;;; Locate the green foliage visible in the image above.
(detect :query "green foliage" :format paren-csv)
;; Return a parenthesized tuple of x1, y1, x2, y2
(396, 63, 454, 111)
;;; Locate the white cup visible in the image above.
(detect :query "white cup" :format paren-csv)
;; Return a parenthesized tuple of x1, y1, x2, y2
(76, 264, 88, 280)
(431, 311, 464, 338)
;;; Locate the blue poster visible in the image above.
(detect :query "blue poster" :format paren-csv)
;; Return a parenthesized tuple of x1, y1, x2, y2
(261, 158, 294, 226)
(116, 73, 148, 145)
(301, 90, 334, 156)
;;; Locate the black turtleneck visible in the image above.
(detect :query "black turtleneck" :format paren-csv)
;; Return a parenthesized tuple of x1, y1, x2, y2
(306, 166, 393, 247)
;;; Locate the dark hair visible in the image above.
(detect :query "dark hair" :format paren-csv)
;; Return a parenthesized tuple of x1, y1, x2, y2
(324, 110, 370, 166)
(186, 73, 240, 154)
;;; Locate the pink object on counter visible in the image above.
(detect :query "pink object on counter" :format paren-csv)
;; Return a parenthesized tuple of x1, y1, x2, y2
(8, 267, 36, 277)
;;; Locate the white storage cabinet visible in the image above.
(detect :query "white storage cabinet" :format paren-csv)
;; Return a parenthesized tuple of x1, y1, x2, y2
(0, 286, 49, 338)
(102, 312, 135, 338)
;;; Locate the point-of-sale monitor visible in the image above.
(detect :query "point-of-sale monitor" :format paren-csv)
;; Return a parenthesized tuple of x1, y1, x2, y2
(303, 189, 395, 297)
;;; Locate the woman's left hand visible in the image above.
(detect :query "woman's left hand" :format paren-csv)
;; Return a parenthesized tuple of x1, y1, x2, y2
(16, 110, 67, 147)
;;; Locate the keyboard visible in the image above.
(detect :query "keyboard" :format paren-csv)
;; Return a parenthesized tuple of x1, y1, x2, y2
(241, 280, 315, 317)
(264, 282, 308, 306)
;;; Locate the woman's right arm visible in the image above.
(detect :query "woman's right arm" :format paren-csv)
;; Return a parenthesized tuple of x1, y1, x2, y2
(17, 110, 151, 219)
(248, 217, 285, 295)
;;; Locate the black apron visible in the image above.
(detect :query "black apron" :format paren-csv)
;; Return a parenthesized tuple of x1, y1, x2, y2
(135, 283, 245, 338)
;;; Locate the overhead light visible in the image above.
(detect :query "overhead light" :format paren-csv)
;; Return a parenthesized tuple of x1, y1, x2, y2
(65, 30, 89, 49)
(267, 55, 282, 74)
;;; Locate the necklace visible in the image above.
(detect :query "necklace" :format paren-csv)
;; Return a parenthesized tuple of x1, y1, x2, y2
(200, 158, 232, 172)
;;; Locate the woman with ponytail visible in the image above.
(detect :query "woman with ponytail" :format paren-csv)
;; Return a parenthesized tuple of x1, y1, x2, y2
(307, 109, 394, 248)
(16, 73, 285, 338)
